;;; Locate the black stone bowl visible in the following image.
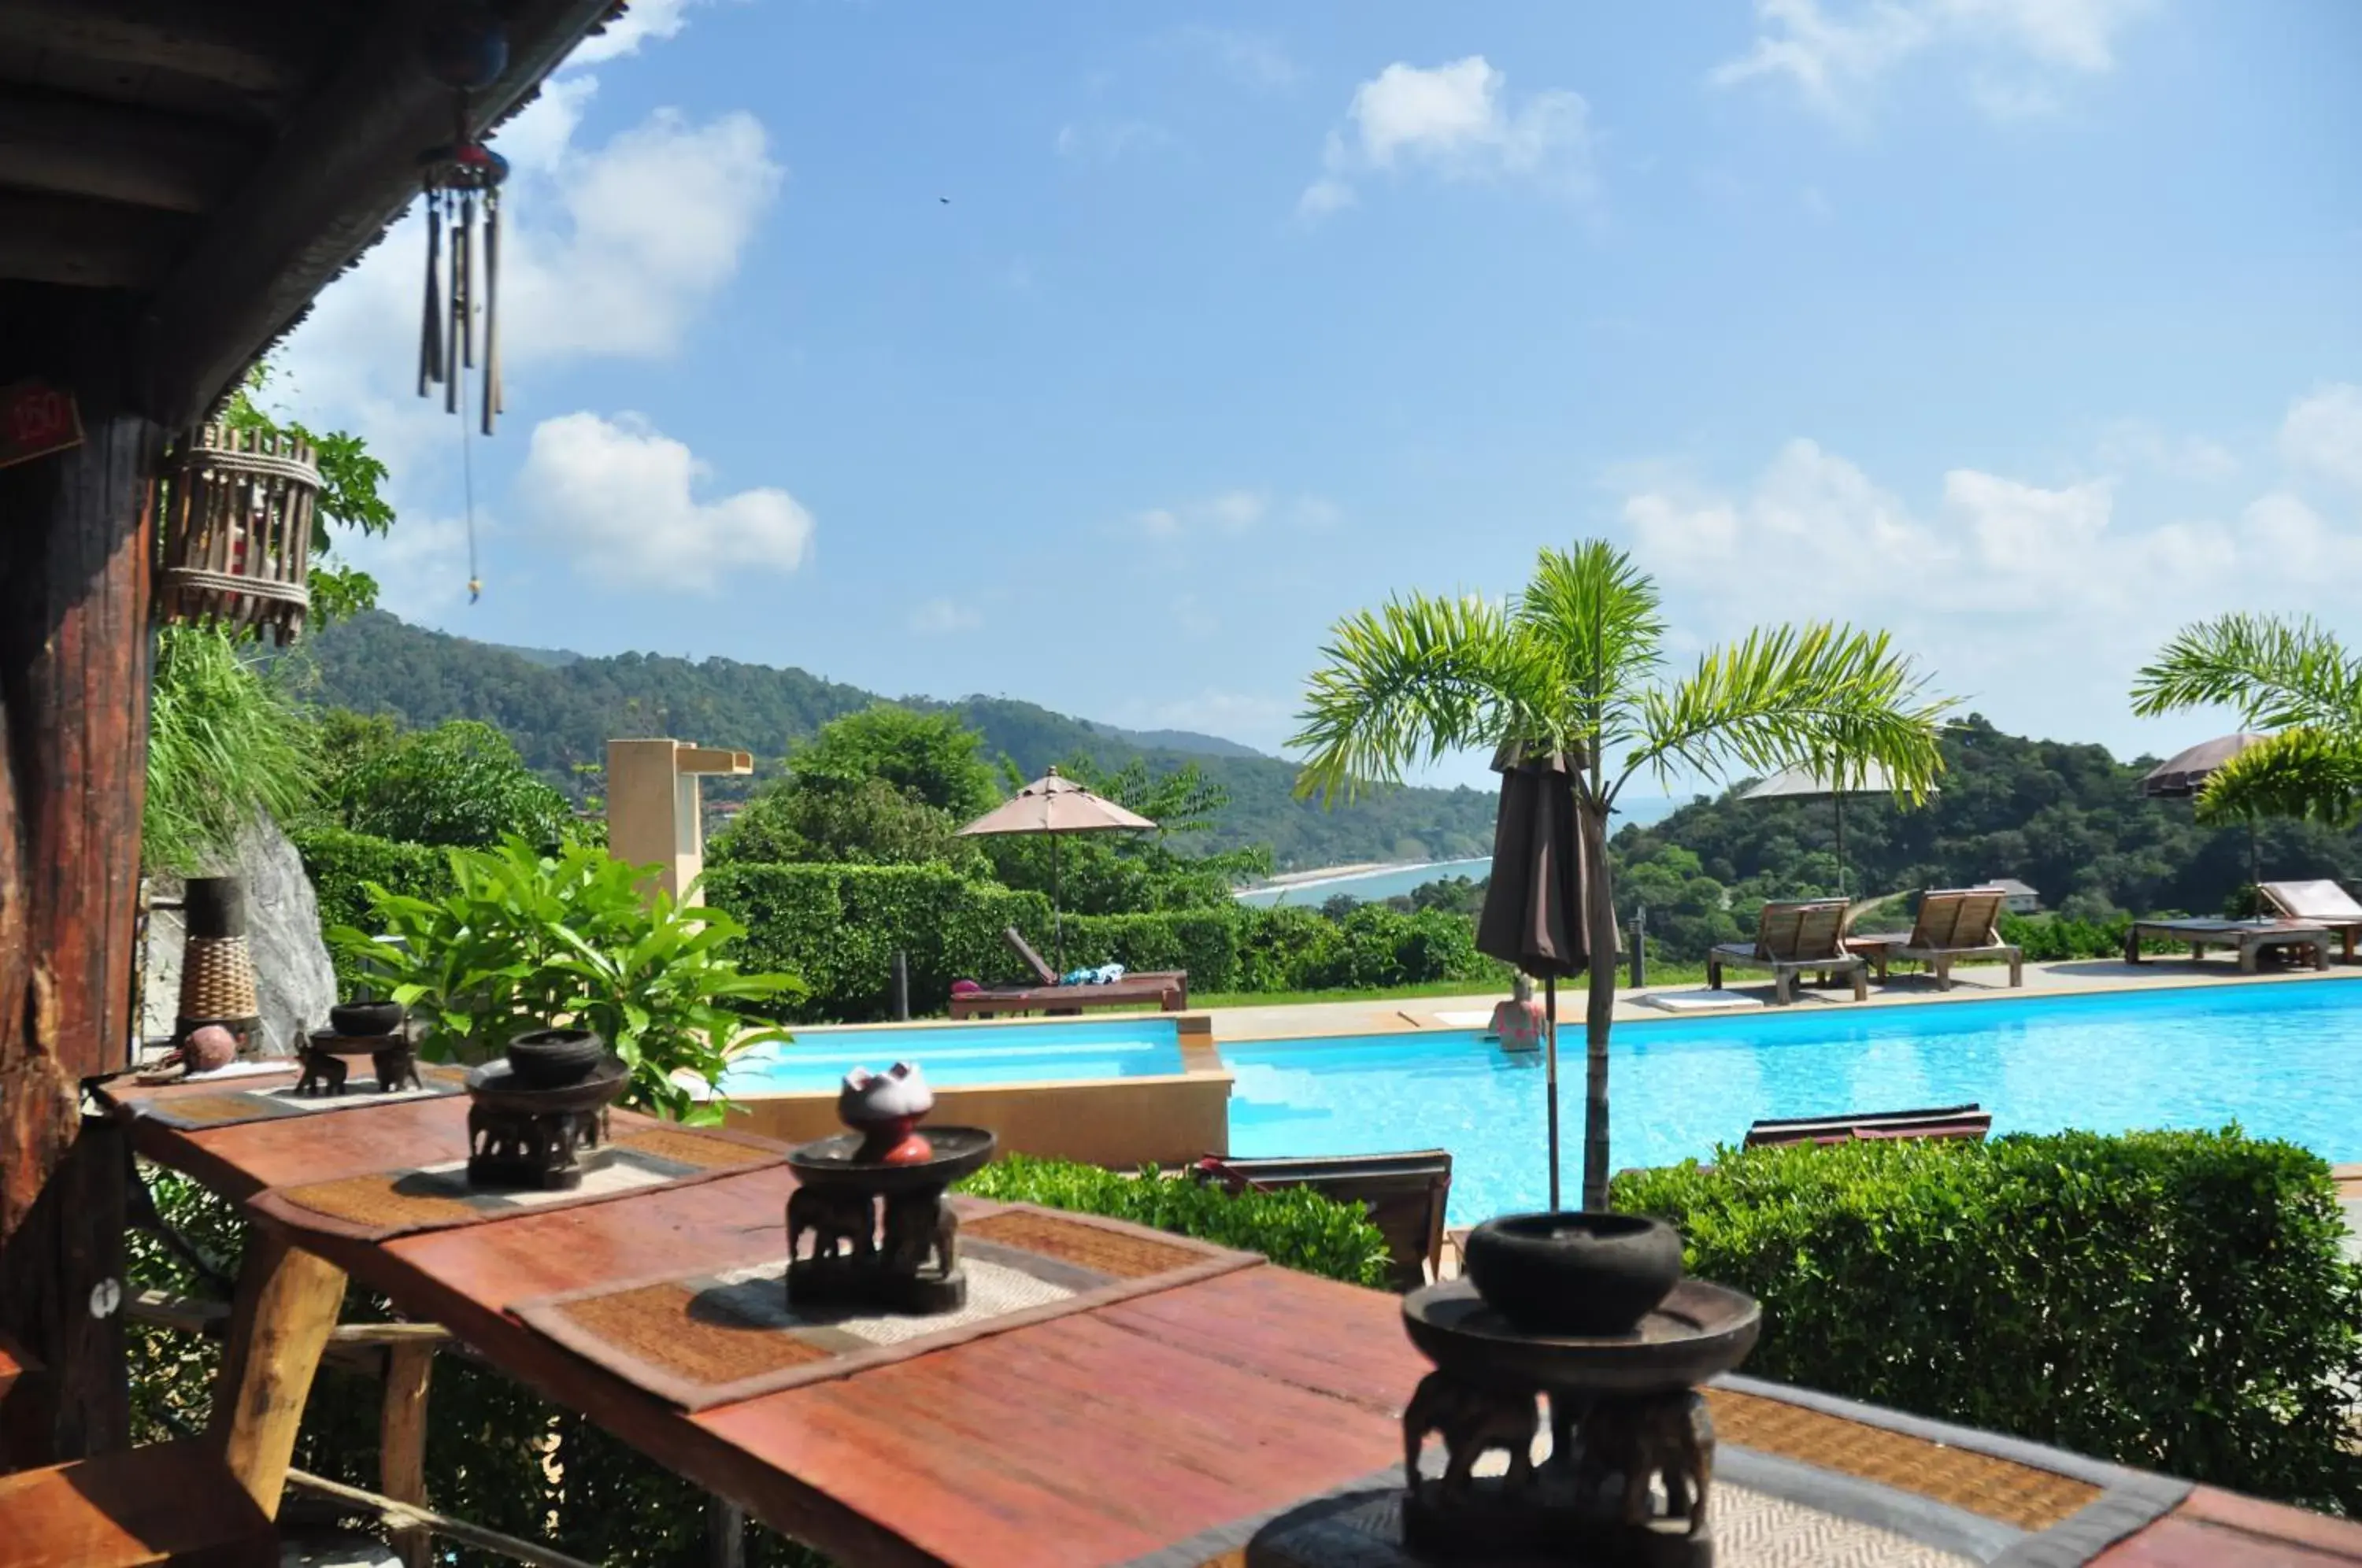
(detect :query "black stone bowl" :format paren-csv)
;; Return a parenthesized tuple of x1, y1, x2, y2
(787, 1126, 997, 1196)
(465, 1053, 628, 1111)
(506, 1026, 606, 1089)
(1404, 1277, 1760, 1394)
(330, 999, 405, 1037)
(1462, 1211, 1683, 1337)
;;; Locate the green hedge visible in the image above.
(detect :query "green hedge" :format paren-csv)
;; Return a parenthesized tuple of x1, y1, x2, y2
(958, 1153, 1391, 1287)
(702, 862, 1053, 1023)
(1614, 1130, 2362, 1513)
(1059, 909, 1243, 991)
(291, 827, 453, 993)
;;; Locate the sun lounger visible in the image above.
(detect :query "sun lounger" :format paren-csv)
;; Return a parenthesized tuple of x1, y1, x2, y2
(1194, 1150, 1452, 1291)
(2260, 881, 2362, 963)
(2122, 917, 2331, 974)
(1851, 887, 2023, 990)
(1744, 1104, 1992, 1148)
(949, 926, 1189, 1017)
(1705, 897, 1868, 1004)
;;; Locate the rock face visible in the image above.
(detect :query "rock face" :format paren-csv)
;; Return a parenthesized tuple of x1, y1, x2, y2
(143, 815, 339, 1058)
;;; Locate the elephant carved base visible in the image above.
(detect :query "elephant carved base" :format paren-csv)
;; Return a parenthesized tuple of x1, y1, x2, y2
(1401, 1379, 1718, 1566)
(466, 1101, 611, 1191)
(787, 1189, 967, 1315)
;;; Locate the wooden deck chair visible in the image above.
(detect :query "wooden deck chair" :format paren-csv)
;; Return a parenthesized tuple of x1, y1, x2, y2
(2260, 881, 2362, 963)
(1744, 1104, 1992, 1148)
(1894, 888, 2023, 989)
(953, 926, 1190, 1018)
(1705, 897, 1867, 1004)
(1194, 1150, 1452, 1291)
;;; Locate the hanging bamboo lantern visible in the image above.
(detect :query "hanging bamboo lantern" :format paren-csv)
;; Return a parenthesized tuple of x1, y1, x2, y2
(157, 423, 321, 645)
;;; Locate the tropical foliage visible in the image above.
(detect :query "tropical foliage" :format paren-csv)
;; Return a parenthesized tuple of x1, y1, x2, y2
(2133, 613, 2362, 829)
(334, 838, 802, 1121)
(321, 716, 576, 849)
(143, 625, 317, 874)
(1293, 541, 1948, 1204)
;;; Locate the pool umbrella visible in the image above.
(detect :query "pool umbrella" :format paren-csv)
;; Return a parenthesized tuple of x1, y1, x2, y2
(1475, 747, 1595, 1211)
(2142, 733, 2271, 884)
(1738, 760, 1916, 897)
(957, 766, 1156, 971)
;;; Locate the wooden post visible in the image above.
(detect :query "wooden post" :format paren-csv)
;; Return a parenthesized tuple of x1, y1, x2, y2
(0, 284, 158, 1466)
(210, 1225, 348, 1515)
(708, 1496, 748, 1568)
(381, 1342, 436, 1568)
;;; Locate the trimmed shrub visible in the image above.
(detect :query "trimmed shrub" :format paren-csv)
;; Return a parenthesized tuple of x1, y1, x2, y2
(291, 827, 452, 991)
(1613, 1130, 2362, 1514)
(702, 862, 1051, 1023)
(959, 1153, 1391, 1287)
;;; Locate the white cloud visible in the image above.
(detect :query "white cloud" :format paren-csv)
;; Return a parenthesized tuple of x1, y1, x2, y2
(1301, 57, 1592, 217)
(1712, 0, 2153, 121)
(1137, 490, 1270, 538)
(328, 512, 479, 620)
(908, 597, 983, 635)
(1618, 426, 2361, 732)
(517, 412, 813, 592)
(2280, 383, 2362, 490)
(1130, 690, 1294, 750)
(1053, 120, 1176, 165)
(2095, 420, 2241, 481)
(1182, 27, 1297, 91)
(565, 0, 696, 65)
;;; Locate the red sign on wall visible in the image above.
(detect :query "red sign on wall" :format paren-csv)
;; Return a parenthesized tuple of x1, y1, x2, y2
(0, 379, 83, 470)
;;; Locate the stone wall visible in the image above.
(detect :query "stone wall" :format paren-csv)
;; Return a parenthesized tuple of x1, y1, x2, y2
(141, 814, 337, 1057)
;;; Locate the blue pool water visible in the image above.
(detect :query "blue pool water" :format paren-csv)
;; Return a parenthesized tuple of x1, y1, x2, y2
(721, 1017, 1186, 1094)
(1225, 980, 2362, 1225)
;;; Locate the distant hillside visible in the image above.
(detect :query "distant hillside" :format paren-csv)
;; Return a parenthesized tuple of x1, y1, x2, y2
(287, 612, 1495, 869)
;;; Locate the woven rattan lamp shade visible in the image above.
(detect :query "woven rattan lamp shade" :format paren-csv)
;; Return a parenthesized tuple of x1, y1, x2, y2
(175, 878, 260, 1041)
(157, 423, 320, 645)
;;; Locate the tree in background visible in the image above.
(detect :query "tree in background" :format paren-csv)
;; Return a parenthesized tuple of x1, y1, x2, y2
(713, 704, 997, 871)
(2133, 614, 2362, 830)
(983, 754, 1274, 915)
(326, 718, 574, 849)
(1294, 541, 1947, 1207)
(787, 703, 1000, 819)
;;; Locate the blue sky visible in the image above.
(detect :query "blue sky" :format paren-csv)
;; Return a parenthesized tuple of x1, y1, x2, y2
(280, 0, 2362, 790)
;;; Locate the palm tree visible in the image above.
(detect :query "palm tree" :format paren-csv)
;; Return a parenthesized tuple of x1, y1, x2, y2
(2132, 613, 2362, 829)
(1291, 542, 1949, 1209)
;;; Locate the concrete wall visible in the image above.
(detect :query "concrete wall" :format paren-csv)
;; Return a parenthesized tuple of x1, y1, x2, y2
(725, 1071, 1234, 1170)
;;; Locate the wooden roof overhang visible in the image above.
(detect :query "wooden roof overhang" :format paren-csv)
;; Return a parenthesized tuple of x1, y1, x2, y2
(0, 0, 621, 426)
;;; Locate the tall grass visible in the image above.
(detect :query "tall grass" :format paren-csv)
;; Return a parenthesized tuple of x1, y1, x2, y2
(143, 625, 316, 874)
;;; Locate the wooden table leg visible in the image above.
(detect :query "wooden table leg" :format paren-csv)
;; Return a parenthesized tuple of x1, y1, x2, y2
(2238, 941, 2258, 975)
(382, 1342, 435, 1568)
(210, 1224, 347, 1516)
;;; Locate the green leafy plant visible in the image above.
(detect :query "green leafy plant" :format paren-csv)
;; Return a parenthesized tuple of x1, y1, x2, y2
(1615, 1130, 2362, 1514)
(144, 624, 319, 873)
(958, 1154, 1391, 1287)
(335, 838, 804, 1122)
(1294, 541, 1949, 1204)
(327, 717, 576, 849)
(2133, 613, 2362, 829)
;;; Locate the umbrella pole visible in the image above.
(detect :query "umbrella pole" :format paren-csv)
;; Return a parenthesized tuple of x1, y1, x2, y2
(1545, 975, 1560, 1211)
(1052, 832, 1065, 973)
(1835, 794, 1847, 897)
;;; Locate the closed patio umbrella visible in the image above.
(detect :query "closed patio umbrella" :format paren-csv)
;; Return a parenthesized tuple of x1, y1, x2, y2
(1475, 749, 1597, 1211)
(1739, 760, 1918, 897)
(2142, 733, 2270, 884)
(957, 767, 1156, 971)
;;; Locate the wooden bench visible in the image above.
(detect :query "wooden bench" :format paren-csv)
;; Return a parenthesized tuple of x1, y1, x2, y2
(0, 1440, 275, 1568)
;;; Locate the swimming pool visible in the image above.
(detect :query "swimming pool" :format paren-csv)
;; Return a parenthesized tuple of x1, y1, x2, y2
(1225, 979, 2362, 1225)
(721, 1017, 1187, 1095)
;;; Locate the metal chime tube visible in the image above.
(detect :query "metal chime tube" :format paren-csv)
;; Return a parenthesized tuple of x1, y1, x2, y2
(446, 190, 467, 412)
(480, 190, 502, 435)
(418, 190, 442, 395)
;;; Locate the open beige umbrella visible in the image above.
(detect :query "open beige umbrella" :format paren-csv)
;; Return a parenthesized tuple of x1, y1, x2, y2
(957, 766, 1156, 971)
(2142, 733, 2271, 884)
(1739, 760, 1923, 897)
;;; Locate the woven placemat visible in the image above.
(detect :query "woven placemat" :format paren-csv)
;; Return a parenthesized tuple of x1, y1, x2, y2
(1705, 1389, 2100, 1531)
(120, 1062, 468, 1130)
(247, 1122, 787, 1242)
(514, 1202, 1264, 1410)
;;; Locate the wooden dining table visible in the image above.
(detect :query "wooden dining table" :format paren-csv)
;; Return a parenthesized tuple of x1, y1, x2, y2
(105, 1071, 1427, 1568)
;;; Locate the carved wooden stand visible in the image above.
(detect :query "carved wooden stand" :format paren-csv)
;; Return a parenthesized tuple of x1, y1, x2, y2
(783, 1126, 996, 1316)
(462, 1057, 627, 1192)
(296, 1031, 422, 1096)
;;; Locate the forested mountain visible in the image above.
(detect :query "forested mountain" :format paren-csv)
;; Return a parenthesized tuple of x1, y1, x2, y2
(287, 612, 1495, 869)
(1612, 715, 2362, 959)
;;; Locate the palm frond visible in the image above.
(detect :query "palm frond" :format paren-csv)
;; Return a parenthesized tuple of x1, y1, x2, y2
(1289, 591, 1555, 804)
(1629, 623, 1949, 801)
(2130, 613, 2362, 730)
(1514, 542, 1664, 756)
(2194, 727, 2362, 830)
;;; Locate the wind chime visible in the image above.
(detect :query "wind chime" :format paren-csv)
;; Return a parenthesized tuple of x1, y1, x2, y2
(416, 4, 510, 601)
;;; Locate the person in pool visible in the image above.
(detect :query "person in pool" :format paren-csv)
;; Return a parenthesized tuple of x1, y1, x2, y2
(1490, 974, 1545, 1052)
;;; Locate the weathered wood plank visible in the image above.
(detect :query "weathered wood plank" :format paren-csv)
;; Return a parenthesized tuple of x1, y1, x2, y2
(0, 189, 192, 287)
(209, 1225, 348, 1514)
(0, 288, 156, 1464)
(380, 1342, 435, 1568)
(0, 0, 326, 97)
(0, 87, 254, 213)
(0, 1437, 276, 1568)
